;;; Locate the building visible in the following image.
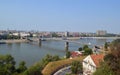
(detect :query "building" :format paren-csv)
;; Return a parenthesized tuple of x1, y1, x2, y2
(83, 54, 104, 75)
(96, 30, 107, 35)
(20, 32, 30, 37)
(65, 31, 69, 37)
(12, 32, 19, 36)
(70, 51, 82, 58)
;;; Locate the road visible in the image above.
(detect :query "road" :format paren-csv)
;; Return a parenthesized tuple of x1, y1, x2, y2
(54, 66, 71, 75)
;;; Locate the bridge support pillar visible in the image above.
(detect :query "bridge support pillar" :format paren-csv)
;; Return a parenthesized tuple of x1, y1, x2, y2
(39, 38, 42, 46)
(65, 42, 69, 51)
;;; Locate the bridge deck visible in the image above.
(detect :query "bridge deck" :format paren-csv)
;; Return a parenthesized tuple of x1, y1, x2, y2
(28, 38, 91, 45)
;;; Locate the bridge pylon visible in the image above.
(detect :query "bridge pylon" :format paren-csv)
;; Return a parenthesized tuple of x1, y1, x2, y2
(65, 42, 69, 52)
(39, 38, 42, 46)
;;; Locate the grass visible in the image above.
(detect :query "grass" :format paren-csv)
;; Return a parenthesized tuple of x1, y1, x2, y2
(42, 56, 86, 75)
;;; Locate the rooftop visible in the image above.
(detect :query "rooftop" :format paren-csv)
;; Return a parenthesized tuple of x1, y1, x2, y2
(90, 54, 104, 67)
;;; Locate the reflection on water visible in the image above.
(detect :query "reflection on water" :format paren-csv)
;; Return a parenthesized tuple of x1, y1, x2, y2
(0, 38, 113, 67)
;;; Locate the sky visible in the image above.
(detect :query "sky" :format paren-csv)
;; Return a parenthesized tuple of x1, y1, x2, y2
(0, 0, 120, 33)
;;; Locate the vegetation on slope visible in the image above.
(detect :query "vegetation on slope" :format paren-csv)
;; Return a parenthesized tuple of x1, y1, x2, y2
(42, 56, 85, 75)
(94, 39, 120, 75)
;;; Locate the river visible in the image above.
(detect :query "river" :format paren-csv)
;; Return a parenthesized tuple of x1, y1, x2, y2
(0, 38, 112, 67)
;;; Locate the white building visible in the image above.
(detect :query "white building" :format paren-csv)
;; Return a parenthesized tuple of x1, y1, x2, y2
(20, 32, 30, 37)
(65, 31, 69, 37)
(12, 32, 19, 36)
(83, 54, 104, 75)
(96, 30, 107, 35)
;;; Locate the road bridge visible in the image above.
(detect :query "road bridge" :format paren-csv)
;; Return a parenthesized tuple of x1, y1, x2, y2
(27, 37, 91, 51)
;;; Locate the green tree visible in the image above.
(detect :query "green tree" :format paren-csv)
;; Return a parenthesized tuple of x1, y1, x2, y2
(0, 54, 16, 75)
(78, 47, 82, 51)
(25, 64, 43, 75)
(71, 61, 82, 74)
(84, 48, 93, 55)
(104, 42, 108, 50)
(66, 51, 71, 58)
(24, 54, 61, 75)
(52, 55, 60, 61)
(52, 33, 58, 37)
(104, 42, 120, 75)
(94, 39, 120, 75)
(83, 45, 89, 50)
(17, 61, 27, 73)
(93, 62, 114, 75)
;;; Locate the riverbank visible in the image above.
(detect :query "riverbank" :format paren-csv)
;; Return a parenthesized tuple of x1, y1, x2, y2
(44, 37, 120, 41)
(0, 39, 27, 44)
(80, 37, 120, 39)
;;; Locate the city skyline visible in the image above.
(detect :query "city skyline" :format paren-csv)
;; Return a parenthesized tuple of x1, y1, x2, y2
(0, 0, 120, 33)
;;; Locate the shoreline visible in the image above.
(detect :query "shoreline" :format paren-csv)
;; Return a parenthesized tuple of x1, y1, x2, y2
(0, 36, 120, 44)
(0, 39, 27, 44)
(80, 37, 120, 39)
(45, 37, 120, 40)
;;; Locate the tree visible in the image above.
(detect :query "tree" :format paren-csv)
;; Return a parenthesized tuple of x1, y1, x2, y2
(78, 47, 82, 51)
(104, 42, 109, 50)
(71, 61, 82, 74)
(52, 33, 58, 37)
(104, 42, 120, 75)
(24, 54, 61, 75)
(52, 55, 60, 61)
(25, 64, 43, 75)
(5, 54, 15, 64)
(93, 62, 114, 75)
(94, 39, 120, 75)
(17, 61, 27, 73)
(66, 51, 71, 58)
(84, 48, 93, 55)
(0, 54, 16, 75)
(83, 45, 89, 50)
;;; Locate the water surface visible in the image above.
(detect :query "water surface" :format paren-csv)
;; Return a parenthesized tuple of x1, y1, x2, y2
(0, 38, 112, 67)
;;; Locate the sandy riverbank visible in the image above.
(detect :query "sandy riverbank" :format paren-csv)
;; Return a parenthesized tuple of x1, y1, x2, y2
(1, 39, 28, 43)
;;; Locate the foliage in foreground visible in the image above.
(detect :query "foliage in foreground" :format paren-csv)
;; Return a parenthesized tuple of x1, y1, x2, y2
(42, 56, 85, 75)
(23, 54, 60, 75)
(71, 61, 82, 74)
(0, 54, 27, 75)
(94, 39, 120, 75)
(0, 54, 60, 75)
(93, 62, 114, 75)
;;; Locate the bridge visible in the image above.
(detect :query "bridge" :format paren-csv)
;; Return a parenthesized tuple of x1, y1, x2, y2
(27, 37, 92, 51)
(27, 36, 120, 52)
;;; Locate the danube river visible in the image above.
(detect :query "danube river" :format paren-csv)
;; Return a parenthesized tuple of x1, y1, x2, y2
(0, 38, 112, 67)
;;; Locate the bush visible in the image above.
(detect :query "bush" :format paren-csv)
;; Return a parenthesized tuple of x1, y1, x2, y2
(66, 51, 71, 58)
(84, 48, 93, 55)
(78, 47, 82, 51)
(71, 61, 82, 74)
(83, 45, 89, 50)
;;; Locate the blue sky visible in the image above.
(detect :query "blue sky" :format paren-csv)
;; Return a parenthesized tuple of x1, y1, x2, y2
(0, 0, 120, 33)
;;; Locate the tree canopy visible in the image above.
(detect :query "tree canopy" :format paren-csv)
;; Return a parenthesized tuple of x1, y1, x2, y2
(82, 45, 93, 55)
(0, 54, 27, 75)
